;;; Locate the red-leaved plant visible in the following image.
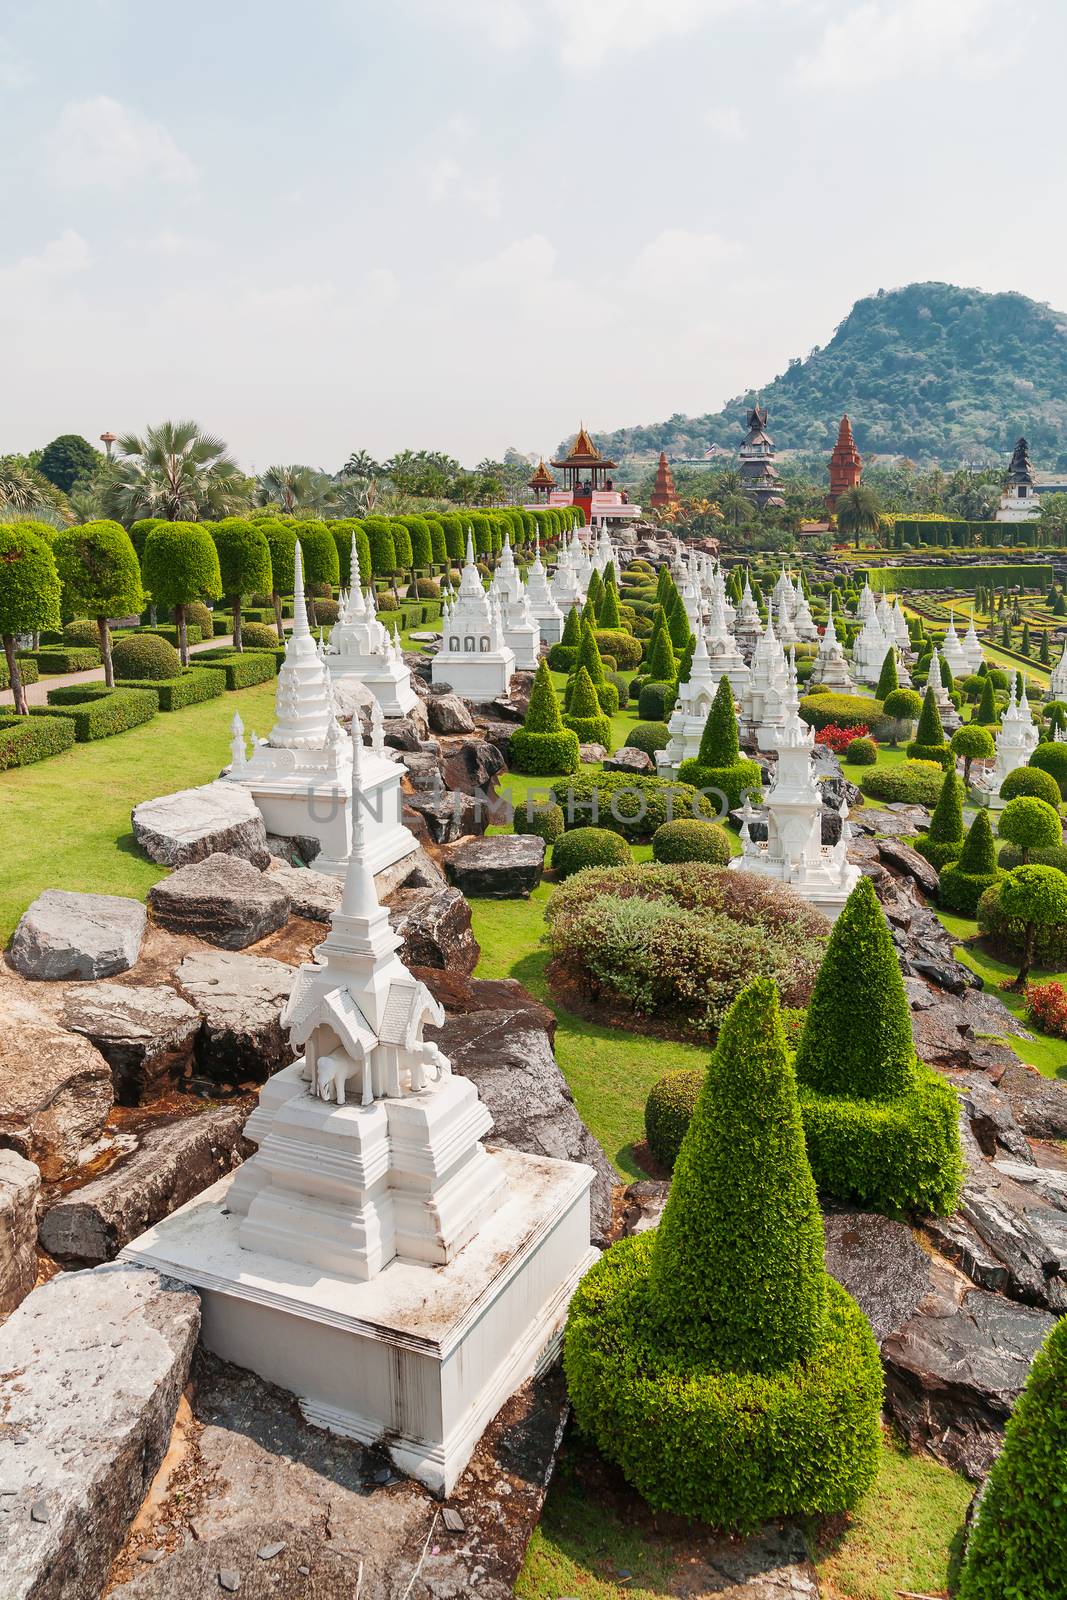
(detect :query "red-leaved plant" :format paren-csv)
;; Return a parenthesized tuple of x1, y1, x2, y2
(815, 722, 870, 755)
(1024, 981, 1067, 1039)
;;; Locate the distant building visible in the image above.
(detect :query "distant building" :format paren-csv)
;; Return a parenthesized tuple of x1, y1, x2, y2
(539, 423, 641, 527)
(739, 404, 785, 510)
(826, 414, 862, 514)
(527, 458, 557, 504)
(996, 437, 1042, 522)
(650, 450, 679, 510)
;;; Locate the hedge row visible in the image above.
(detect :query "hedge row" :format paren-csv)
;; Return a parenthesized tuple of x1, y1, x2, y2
(19, 647, 101, 674)
(115, 666, 226, 710)
(890, 520, 1057, 550)
(866, 564, 1052, 593)
(32, 687, 158, 741)
(0, 713, 75, 769)
(0, 657, 39, 690)
(195, 649, 278, 688)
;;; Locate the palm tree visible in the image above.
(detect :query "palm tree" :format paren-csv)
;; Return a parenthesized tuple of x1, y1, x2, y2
(342, 449, 380, 481)
(104, 420, 247, 523)
(835, 485, 883, 551)
(257, 463, 333, 514)
(0, 461, 42, 512)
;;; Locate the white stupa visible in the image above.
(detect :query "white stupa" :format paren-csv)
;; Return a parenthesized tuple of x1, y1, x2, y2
(851, 609, 894, 687)
(960, 617, 985, 675)
(124, 725, 598, 1496)
(706, 592, 750, 697)
(792, 586, 819, 643)
(734, 574, 763, 654)
(569, 527, 594, 592)
(892, 600, 912, 652)
(549, 539, 585, 611)
(923, 645, 962, 733)
(855, 580, 876, 622)
(971, 674, 1040, 809)
(1049, 642, 1067, 701)
(489, 534, 540, 669)
(772, 565, 795, 617)
(740, 613, 790, 750)
(524, 533, 565, 644)
(225, 544, 417, 880)
(775, 592, 799, 648)
(810, 598, 855, 692)
(732, 668, 859, 922)
(325, 536, 418, 718)
(940, 612, 969, 679)
(658, 628, 720, 771)
(433, 533, 516, 698)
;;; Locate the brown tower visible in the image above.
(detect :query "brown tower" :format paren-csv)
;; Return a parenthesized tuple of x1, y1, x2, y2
(650, 450, 678, 510)
(826, 415, 861, 513)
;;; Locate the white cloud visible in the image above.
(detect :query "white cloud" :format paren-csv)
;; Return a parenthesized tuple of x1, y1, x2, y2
(437, 0, 736, 72)
(131, 230, 212, 258)
(441, 0, 534, 52)
(794, 0, 999, 88)
(460, 233, 617, 331)
(0, 35, 32, 89)
(704, 105, 745, 142)
(0, 229, 91, 291)
(47, 97, 197, 188)
(423, 119, 502, 219)
(624, 228, 740, 296)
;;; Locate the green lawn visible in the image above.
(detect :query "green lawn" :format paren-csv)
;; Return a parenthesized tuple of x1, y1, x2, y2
(0, 679, 280, 942)
(936, 912, 1067, 1078)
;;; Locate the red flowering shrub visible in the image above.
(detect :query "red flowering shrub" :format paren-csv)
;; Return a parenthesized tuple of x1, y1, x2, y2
(816, 722, 870, 755)
(1024, 981, 1067, 1039)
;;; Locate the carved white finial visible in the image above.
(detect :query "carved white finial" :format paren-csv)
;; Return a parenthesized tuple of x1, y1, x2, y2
(230, 711, 246, 770)
(292, 541, 309, 638)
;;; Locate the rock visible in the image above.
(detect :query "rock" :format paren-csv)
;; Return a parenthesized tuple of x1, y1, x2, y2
(909, 993, 980, 1069)
(427, 693, 477, 735)
(175, 951, 297, 1083)
(62, 983, 201, 1106)
(383, 714, 428, 752)
(579, 742, 607, 763)
(38, 1105, 250, 1265)
(399, 748, 443, 790)
(132, 781, 270, 869)
(442, 834, 545, 899)
(604, 746, 654, 775)
(992, 1061, 1067, 1141)
(823, 1208, 932, 1343)
(480, 720, 516, 759)
(877, 836, 940, 896)
(440, 736, 506, 800)
(0, 1006, 113, 1180)
(882, 1263, 1056, 1476)
(264, 859, 343, 922)
(387, 887, 480, 973)
(0, 1150, 39, 1315)
(427, 984, 616, 1248)
(372, 845, 445, 899)
(148, 855, 291, 950)
(817, 773, 864, 811)
(956, 1184, 1067, 1312)
(853, 804, 930, 838)
(326, 678, 377, 727)
(404, 789, 485, 844)
(0, 1262, 200, 1600)
(9, 891, 147, 982)
(620, 1179, 669, 1236)
(263, 833, 321, 867)
(962, 1082, 1035, 1164)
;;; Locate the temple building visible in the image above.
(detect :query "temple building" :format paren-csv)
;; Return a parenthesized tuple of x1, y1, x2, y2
(543, 424, 641, 528)
(650, 450, 679, 511)
(527, 458, 557, 504)
(826, 415, 861, 514)
(739, 404, 785, 509)
(996, 438, 1041, 522)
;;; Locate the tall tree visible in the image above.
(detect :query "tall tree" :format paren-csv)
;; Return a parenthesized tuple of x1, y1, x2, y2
(211, 520, 272, 651)
(36, 434, 103, 495)
(141, 523, 223, 663)
(52, 520, 143, 686)
(105, 420, 247, 524)
(257, 463, 334, 514)
(0, 525, 62, 714)
(834, 485, 882, 551)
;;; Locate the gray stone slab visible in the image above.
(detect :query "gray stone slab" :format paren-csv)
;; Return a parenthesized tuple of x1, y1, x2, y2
(0, 1149, 39, 1315)
(62, 983, 201, 1106)
(9, 891, 146, 982)
(132, 781, 270, 869)
(175, 950, 297, 1083)
(148, 855, 290, 950)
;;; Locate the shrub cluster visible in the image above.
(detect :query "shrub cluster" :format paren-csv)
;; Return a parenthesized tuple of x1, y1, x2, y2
(111, 632, 182, 681)
(625, 721, 670, 756)
(1024, 980, 1067, 1039)
(677, 675, 762, 811)
(861, 759, 945, 807)
(978, 878, 1067, 967)
(0, 713, 75, 769)
(115, 666, 226, 710)
(799, 692, 887, 733)
(846, 736, 877, 764)
(32, 687, 158, 742)
(549, 770, 718, 840)
(651, 819, 731, 865)
(594, 628, 642, 669)
(644, 1068, 703, 1168)
(512, 801, 565, 848)
(999, 765, 1063, 807)
(1030, 741, 1067, 798)
(241, 620, 282, 649)
(552, 826, 632, 878)
(637, 681, 675, 720)
(196, 649, 278, 688)
(24, 647, 102, 674)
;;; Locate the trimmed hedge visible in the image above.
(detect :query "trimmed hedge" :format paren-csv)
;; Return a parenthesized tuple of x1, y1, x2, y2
(868, 560, 1052, 585)
(637, 681, 675, 721)
(546, 643, 577, 672)
(799, 692, 886, 733)
(115, 666, 226, 710)
(513, 801, 565, 848)
(861, 760, 945, 807)
(139, 624, 203, 648)
(111, 632, 182, 681)
(999, 766, 1063, 808)
(651, 819, 732, 865)
(0, 656, 38, 690)
(31, 687, 157, 741)
(0, 713, 75, 769)
(626, 721, 670, 756)
(552, 827, 632, 878)
(677, 756, 762, 812)
(549, 771, 717, 840)
(509, 727, 580, 775)
(21, 647, 101, 674)
(196, 650, 278, 688)
(645, 1069, 703, 1169)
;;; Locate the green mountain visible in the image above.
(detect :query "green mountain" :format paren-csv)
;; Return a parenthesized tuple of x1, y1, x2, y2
(587, 283, 1067, 471)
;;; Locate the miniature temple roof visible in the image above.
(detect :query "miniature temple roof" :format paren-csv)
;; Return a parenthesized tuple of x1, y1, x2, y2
(528, 458, 557, 488)
(552, 424, 616, 470)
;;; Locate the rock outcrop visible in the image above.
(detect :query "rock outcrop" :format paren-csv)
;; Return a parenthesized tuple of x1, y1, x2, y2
(148, 855, 291, 950)
(0, 1149, 40, 1315)
(175, 951, 298, 1083)
(62, 983, 201, 1106)
(442, 834, 545, 899)
(9, 891, 147, 982)
(0, 1002, 113, 1180)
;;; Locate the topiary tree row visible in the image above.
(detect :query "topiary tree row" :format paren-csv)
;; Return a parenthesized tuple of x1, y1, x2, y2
(51, 520, 143, 688)
(0, 525, 62, 714)
(509, 659, 580, 775)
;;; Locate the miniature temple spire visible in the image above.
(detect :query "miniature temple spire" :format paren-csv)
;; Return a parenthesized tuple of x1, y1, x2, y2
(230, 711, 247, 770)
(345, 534, 367, 617)
(339, 725, 380, 922)
(292, 540, 310, 638)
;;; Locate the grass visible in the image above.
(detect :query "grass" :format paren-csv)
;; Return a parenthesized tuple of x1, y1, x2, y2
(516, 1429, 971, 1600)
(936, 911, 1067, 1078)
(0, 678, 279, 942)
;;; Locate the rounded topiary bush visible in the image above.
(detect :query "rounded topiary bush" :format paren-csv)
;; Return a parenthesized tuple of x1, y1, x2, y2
(846, 736, 877, 765)
(241, 621, 281, 650)
(638, 681, 675, 721)
(185, 600, 214, 637)
(513, 801, 565, 848)
(1030, 740, 1067, 798)
(111, 632, 182, 681)
(626, 721, 670, 756)
(799, 692, 886, 734)
(64, 619, 100, 648)
(978, 879, 1067, 967)
(861, 759, 945, 807)
(313, 598, 340, 625)
(548, 771, 718, 841)
(652, 819, 731, 865)
(414, 577, 440, 598)
(999, 765, 1063, 807)
(375, 589, 399, 611)
(645, 1068, 703, 1169)
(552, 826, 632, 878)
(594, 629, 642, 670)
(998, 841, 1067, 874)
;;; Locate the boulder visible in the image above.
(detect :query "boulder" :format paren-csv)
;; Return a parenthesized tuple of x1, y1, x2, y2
(439, 736, 506, 799)
(426, 693, 476, 735)
(264, 859, 343, 922)
(877, 837, 940, 896)
(264, 832, 321, 867)
(0, 1149, 39, 1315)
(0, 1006, 113, 1180)
(399, 748, 443, 790)
(131, 781, 270, 869)
(853, 804, 930, 838)
(0, 1262, 200, 1600)
(38, 1105, 250, 1265)
(387, 887, 480, 973)
(604, 746, 654, 775)
(382, 713, 429, 751)
(442, 834, 545, 899)
(427, 981, 616, 1248)
(404, 789, 485, 844)
(480, 720, 516, 759)
(9, 891, 147, 982)
(882, 1263, 1056, 1476)
(326, 678, 377, 727)
(175, 950, 297, 1082)
(579, 742, 607, 763)
(961, 1081, 1035, 1164)
(823, 1208, 932, 1343)
(62, 983, 201, 1106)
(372, 845, 445, 900)
(148, 854, 291, 950)
(992, 1060, 1067, 1141)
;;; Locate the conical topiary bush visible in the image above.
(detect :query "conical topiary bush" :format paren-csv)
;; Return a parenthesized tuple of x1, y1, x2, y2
(678, 675, 762, 810)
(916, 767, 965, 870)
(566, 620, 618, 716)
(793, 876, 963, 1215)
(563, 978, 883, 1531)
(509, 658, 580, 776)
(643, 619, 676, 684)
(908, 684, 951, 767)
(597, 580, 622, 631)
(939, 809, 1002, 915)
(666, 592, 692, 652)
(563, 664, 611, 748)
(975, 674, 998, 724)
(875, 647, 899, 699)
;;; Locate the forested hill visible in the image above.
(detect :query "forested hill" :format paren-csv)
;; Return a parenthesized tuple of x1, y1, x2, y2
(589, 283, 1067, 469)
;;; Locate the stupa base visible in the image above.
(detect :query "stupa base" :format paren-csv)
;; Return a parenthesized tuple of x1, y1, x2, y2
(729, 856, 860, 923)
(121, 1148, 596, 1497)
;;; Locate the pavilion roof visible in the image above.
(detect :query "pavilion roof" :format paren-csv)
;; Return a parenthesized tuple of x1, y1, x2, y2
(552, 425, 617, 469)
(528, 458, 557, 487)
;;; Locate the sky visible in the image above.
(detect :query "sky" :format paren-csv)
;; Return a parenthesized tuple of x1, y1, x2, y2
(1, 0, 1064, 473)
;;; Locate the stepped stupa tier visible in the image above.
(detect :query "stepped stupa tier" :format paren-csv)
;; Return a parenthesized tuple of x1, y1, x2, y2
(892, 600, 912, 652)
(940, 613, 969, 679)
(972, 674, 1040, 809)
(851, 608, 894, 686)
(792, 587, 819, 642)
(996, 436, 1041, 522)
(489, 533, 540, 669)
(568, 527, 594, 591)
(650, 450, 679, 511)
(960, 617, 985, 674)
(732, 680, 859, 923)
(658, 628, 720, 772)
(923, 647, 962, 733)
(1048, 642, 1067, 701)
(739, 405, 785, 509)
(735, 574, 763, 652)
(325, 537, 418, 719)
(125, 726, 597, 1496)
(706, 598, 750, 697)
(772, 565, 795, 616)
(810, 596, 855, 692)
(593, 524, 615, 573)
(432, 534, 516, 698)
(524, 533, 565, 644)
(826, 414, 862, 515)
(548, 539, 585, 610)
(855, 580, 876, 622)
(224, 544, 417, 881)
(740, 614, 790, 749)
(775, 593, 798, 648)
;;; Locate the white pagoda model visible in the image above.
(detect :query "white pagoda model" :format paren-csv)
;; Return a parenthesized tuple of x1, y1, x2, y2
(549, 539, 585, 611)
(1047, 643, 1067, 702)
(524, 534, 565, 644)
(325, 536, 419, 718)
(734, 574, 763, 654)
(124, 728, 598, 1496)
(996, 438, 1042, 522)
(960, 617, 985, 675)
(851, 608, 893, 687)
(740, 614, 790, 750)
(732, 671, 859, 922)
(489, 533, 541, 670)
(658, 629, 720, 772)
(433, 534, 515, 698)
(792, 586, 820, 643)
(923, 646, 962, 733)
(810, 597, 855, 692)
(940, 613, 969, 679)
(971, 674, 1040, 809)
(224, 544, 417, 880)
